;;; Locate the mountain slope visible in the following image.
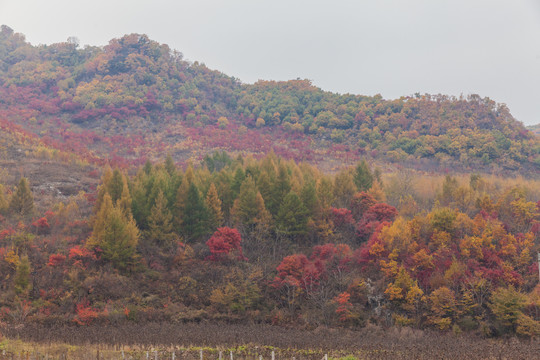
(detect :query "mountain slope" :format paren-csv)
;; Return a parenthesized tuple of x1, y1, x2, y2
(527, 123, 540, 136)
(0, 26, 538, 173)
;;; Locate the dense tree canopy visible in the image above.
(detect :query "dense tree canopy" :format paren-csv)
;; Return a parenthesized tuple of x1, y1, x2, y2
(0, 27, 537, 173)
(0, 152, 538, 336)
(0, 25, 539, 337)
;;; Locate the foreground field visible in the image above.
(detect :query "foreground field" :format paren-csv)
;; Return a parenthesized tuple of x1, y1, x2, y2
(1, 323, 538, 360)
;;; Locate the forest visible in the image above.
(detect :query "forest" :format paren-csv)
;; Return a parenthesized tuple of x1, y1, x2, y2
(0, 26, 538, 173)
(0, 151, 539, 340)
(0, 25, 539, 357)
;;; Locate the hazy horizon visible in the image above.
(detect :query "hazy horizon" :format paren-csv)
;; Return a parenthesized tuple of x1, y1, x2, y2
(1, 0, 539, 125)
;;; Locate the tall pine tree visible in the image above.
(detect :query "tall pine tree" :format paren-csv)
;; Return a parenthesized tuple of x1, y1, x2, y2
(232, 176, 270, 228)
(353, 160, 373, 192)
(0, 184, 8, 214)
(14, 254, 31, 296)
(164, 154, 176, 177)
(146, 190, 176, 249)
(117, 175, 132, 218)
(108, 169, 125, 204)
(300, 180, 319, 220)
(9, 177, 34, 216)
(276, 191, 309, 237)
(333, 169, 357, 208)
(267, 163, 291, 216)
(174, 178, 190, 230)
(87, 193, 139, 269)
(316, 176, 335, 210)
(257, 171, 273, 207)
(182, 183, 209, 241)
(231, 167, 246, 199)
(205, 183, 224, 230)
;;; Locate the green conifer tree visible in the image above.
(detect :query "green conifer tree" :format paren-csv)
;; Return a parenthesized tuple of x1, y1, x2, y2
(231, 167, 246, 198)
(353, 160, 373, 192)
(257, 171, 273, 206)
(108, 169, 125, 204)
(147, 190, 176, 249)
(174, 178, 189, 229)
(333, 169, 357, 208)
(182, 183, 209, 241)
(232, 176, 267, 227)
(276, 191, 309, 236)
(214, 170, 234, 218)
(14, 254, 31, 295)
(117, 175, 133, 218)
(300, 180, 319, 219)
(268, 163, 291, 216)
(143, 159, 153, 175)
(205, 183, 224, 230)
(87, 193, 139, 269)
(147, 169, 170, 212)
(9, 177, 34, 216)
(184, 164, 195, 185)
(164, 154, 176, 177)
(0, 184, 8, 214)
(130, 171, 152, 230)
(316, 176, 335, 210)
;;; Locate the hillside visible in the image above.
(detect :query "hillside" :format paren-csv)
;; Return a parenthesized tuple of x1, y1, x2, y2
(0, 25, 539, 173)
(1, 24, 540, 342)
(0, 116, 99, 207)
(527, 123, 540, 136)
(0, 150, 539, 339)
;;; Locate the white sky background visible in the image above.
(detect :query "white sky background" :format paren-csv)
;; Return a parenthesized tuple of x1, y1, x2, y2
(0, 0, 539, 125)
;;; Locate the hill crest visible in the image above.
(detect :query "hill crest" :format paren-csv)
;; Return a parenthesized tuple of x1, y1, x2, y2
(0, 25, 538, 174)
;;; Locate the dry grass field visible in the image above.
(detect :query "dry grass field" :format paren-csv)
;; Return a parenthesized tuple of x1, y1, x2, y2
(1, 323, 539, 360)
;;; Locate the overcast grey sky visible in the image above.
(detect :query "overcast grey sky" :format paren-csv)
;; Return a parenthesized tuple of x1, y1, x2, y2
(1, 0, 539, 125)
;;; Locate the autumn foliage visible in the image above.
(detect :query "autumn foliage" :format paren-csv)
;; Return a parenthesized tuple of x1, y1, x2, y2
(0, 26, 538, 173)
(0, 24, 540, 357)
(0, 89, 538, 338)
(206, 227, 246, 262)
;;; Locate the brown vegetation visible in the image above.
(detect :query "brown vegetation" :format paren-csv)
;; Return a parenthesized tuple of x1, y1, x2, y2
(2, 323, 539, 360)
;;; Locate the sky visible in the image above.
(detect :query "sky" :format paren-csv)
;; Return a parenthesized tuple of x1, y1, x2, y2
(0, 0, 539, 125)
